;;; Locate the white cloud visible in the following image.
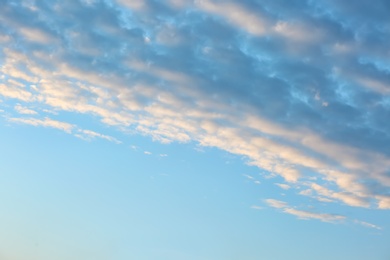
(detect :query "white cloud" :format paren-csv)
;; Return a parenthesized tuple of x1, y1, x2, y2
(265, 199, 288, 209)
(18, 27, 55, 44)
(14, 104, 38, 115)
(354, 220, 382, 230)
(0, 83, 34, 102)
(196, 0, 269, 36)
(376, 196, 390, 209)
(275, 183, 291, 190)
(9, 117, 74, 133)
(273, 21, 324, 44)
(75, 129, 122, 144)
(308, 183, 370, 208)
(266, 199, 345, 223)
(116, 0, 146, 11)
(243, 174, 254, 180)
(284, 208, 346, 223)
(265, 198, 384, 228)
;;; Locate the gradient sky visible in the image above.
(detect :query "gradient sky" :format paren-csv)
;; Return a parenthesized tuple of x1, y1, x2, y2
(1, 0, 390, 259)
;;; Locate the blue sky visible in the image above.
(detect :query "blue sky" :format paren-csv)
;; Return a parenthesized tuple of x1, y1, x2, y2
(1, 0, 390, 259)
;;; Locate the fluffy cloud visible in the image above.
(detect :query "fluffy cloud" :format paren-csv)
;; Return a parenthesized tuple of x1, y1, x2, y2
(1, 0, 390, 216)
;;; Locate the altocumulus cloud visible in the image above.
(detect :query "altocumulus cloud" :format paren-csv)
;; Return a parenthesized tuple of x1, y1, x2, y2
(1, 0, 390, 218)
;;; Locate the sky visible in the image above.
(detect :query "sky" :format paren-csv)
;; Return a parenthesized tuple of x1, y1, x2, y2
(0, 0, 390, 259)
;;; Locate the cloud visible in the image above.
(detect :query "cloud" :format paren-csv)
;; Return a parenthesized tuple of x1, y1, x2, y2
(283, 208, 346, 222)
(195, 0, 270, 36)
(0, 82, 34, 102)
(9, 117, 74, 134)
(266, 199, 345, 223)
(8, 115, 121, 144)
(275, 183, 291, 190)
(265, 198, 382, 229)
(297, 182, 371, 208)
(265, 199, 288, 209)
(75, 129, 122, 144)
(354, 220, 382, 230)
(376, 196, 390, 210)
(0, 0, 390, 216)
(14, 104, 38, 115)
(243, 174, 254, 180)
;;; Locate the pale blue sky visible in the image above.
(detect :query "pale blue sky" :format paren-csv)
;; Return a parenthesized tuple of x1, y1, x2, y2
(1, 0, 390, 259)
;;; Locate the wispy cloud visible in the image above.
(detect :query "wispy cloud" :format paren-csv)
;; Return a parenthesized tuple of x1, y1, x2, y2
(275, 183, 291, 190)
(265, 198, 381, 229)
(354, 220, 382, 230)
(265, 199, 346, 223)
(9, 117, 74, 134)
(14, 104, 38, 115)
(8, 115, 121, 144)
(75, 129, 122, 144)
(265, 199, 288, 209)
(243, 174, 254, 180)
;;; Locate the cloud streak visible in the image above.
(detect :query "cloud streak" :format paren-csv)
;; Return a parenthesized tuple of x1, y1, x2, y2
(9, 117, 75, 134)
(8, 116, 120, 144)
(265, 199, 381, 229)
(265, 199, 346, 223)
(75, 129, 122, 144)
